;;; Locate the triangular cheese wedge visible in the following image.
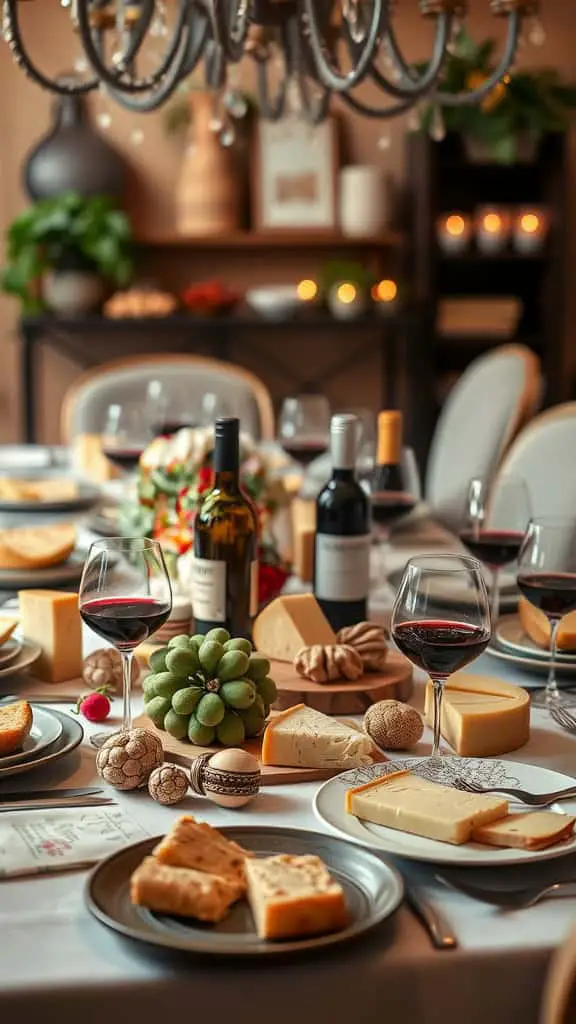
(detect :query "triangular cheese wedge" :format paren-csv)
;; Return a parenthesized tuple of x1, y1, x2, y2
(424, 673, 530, 757)
(261, 703, 372, 769)
(253, 595, 336, 662)
(0, 616, 18, 647)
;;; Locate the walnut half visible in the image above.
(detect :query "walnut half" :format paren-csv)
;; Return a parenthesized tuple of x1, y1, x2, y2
(294, 644, 363, 684)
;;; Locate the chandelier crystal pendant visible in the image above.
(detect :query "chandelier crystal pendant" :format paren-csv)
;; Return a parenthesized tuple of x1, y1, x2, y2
(2, 0, 543, 124)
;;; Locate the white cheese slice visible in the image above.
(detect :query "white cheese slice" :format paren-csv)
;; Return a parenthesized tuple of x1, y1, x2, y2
(261, 703, 372, 769)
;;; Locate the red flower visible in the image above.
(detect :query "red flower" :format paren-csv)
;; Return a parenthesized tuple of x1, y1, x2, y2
(259, 562, 289, 606)
(197, 466, 212, 494)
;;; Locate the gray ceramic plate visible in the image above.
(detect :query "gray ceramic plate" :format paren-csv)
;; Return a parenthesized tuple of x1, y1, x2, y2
(0, 550, 86, 590)
(0, 705, 83, 780)
(486, 639, 576, 682)
(0, 638, 41, 680)
(86, 826, 404, 958)
(0, 705, 63, 766)
(0, 638, 23, 668)
(496, 614, 576, 664)
(0, 482, 100, 514)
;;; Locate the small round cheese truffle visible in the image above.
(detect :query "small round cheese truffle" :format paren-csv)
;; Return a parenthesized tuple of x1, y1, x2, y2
(148, 764, 189, 805)
(364, 700, 423, 751)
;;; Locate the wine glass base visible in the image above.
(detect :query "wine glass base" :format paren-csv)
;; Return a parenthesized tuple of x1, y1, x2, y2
(89, 730, 125, 749)
(530, 688, 576, 709)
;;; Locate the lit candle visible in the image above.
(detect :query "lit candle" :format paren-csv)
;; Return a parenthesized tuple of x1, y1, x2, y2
(437, 213, 472, 254)
(372, 278, 399, 315)
(476, 207, 511, 254)
(327, 281, 367, 320)
(513, 209, 548, 254)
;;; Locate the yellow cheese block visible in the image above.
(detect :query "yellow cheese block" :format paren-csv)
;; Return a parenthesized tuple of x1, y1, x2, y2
(73, 434, 120, 483)
(0, 524, 75, 570)
(245, 854, 348, 940)
(346, 769, 508, 845)
(19, 590, 83, 683)
(423, 673, 530, 757)
(518, 596, 576, 652)
(253, 593, 336, 661)
(293, 527, 315, 583)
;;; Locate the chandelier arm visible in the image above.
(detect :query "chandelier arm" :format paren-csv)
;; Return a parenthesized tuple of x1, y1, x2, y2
(252, 45, 288, 121)
(209, 0, 251, 62)
(117, 0, 157, 66)
(368, 12, 452, 99)
(283, 15, 331, 124)
(75, 0, 191, 94)
(102, 20, 199, 113)
(436, 11, 521, 106)
(2, 0, 98, 94)
(340, 90, 418, 118)
(301, 0, 387, 93)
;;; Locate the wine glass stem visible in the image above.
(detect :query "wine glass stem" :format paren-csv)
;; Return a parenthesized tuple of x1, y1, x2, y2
(490, 568, 500, 627)
(121, 652, 133, 732)
(430, 677, 445, 762)
(546, 620, 561, 702)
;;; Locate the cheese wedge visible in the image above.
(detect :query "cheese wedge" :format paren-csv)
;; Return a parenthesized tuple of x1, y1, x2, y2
(253, 594, 336, 662)
(261, 703, 372, 770)
(0, 524, 75, 570)
(130, 857, 240, 922)
(245, 854, 348, 940)
(18, 590, 82, 683)
(472, 812, 576, 851)
(153, 815, 251, 892)
(72, 433, 120, 482)
(346, 770, 508, 845)
(0, 616, 18, 647)
(0, 700, 33, 756)
(293, 528, 315, 584)
(519, 596, 576, 652)
(424, 673, 530, 757)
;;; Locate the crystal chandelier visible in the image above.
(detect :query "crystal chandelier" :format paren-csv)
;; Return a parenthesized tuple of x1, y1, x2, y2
(2, 0, 543, 124)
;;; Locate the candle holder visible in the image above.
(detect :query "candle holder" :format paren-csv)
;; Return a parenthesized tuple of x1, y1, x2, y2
(475, 206, 511, 254)
(436, 212, 472, 254)
(513, 208, 548, 254)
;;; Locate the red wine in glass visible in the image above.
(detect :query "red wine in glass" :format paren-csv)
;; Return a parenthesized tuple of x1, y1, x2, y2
(392, 619, 491, 677)
(517, 572, 576, 619)
(101, 446, 144, 472)
(151, 419, 197, 438)
(80, 597, 171, 652)
(281, 441, 327, 467)
(459, 529, 525, 569)
(372, 492, 417, 528)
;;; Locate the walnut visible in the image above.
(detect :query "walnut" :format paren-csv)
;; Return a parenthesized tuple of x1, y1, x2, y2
(364, 700, 423, 751)
(82, 648, 140, 693)
(294, 644, 363, 683)
(337, 621, 390, 672)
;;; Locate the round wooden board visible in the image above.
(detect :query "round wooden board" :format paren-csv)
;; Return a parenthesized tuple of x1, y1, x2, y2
(270, 651, 414, 715)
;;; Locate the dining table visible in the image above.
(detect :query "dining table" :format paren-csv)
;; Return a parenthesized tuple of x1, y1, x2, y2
(0, 489, 575, 1024)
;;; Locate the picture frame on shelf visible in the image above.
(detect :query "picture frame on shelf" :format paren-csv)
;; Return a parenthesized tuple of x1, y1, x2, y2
(253, 118, 338, 232)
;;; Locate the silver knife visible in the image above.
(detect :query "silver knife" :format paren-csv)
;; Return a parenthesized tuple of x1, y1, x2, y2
(0, 797, 115, 813)
(404, 882, 458, 950)
(0, 694, 78, 705)
(0, 787, 103, 802)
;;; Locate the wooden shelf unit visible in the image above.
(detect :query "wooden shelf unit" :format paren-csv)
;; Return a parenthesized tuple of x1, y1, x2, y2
(134, 230, 404, 250)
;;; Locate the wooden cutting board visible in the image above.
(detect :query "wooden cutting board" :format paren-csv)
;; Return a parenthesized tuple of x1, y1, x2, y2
(133, 711, 386, 786)
(270, 651, 413, 715)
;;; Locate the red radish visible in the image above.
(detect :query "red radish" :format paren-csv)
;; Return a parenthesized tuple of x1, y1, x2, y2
(77, 689, 112, 723)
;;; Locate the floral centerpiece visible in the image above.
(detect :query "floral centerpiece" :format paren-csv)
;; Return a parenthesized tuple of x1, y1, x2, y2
(120, 427, 293, 606)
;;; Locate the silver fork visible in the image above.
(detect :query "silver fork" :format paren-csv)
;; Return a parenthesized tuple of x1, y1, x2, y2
(438, 875, 576, 910)
(549, 704, 576, 734)
(455, 777, 576, 807)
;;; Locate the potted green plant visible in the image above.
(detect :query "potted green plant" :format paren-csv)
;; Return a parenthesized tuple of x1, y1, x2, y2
(416, 30, 576, 164)
(1, 191, 134, 315)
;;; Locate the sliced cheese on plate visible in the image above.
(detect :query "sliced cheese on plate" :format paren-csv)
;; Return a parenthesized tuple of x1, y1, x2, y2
(261, 703, 372, 769)
(0, 523, 75, 570)
(245, 854, 348, 940)
(519, 596, 576, 652)
(253, 594, 336, 662)
(424, 672, 530, 757)
(472, 811, 576, 851)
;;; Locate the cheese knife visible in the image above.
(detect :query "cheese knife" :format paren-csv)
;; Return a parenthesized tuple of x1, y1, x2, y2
(0, 797, 115, 813)
(0, 787, 103, 803)
(404, 881, 458, 950)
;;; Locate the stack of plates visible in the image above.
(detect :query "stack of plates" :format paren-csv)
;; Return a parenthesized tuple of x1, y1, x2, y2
(0, 704, 84, 780)
(0, 639, 42, 681)
(487, 613, 576, 685)
(153, 596, 192, 645)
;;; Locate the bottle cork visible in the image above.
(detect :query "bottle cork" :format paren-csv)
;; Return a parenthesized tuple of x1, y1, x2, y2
(377, 410, 403, 466)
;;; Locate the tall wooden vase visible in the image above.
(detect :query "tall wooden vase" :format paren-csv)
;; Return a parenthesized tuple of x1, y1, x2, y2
(176, 92, 241, 236)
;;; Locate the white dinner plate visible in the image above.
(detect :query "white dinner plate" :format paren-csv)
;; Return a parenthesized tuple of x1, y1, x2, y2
(0, 705, 63, 766)
(486, 640, 576, 681)
(0, 481, 100, 514)
(314, 757, 576, 867)
(496, 615, 576, 664)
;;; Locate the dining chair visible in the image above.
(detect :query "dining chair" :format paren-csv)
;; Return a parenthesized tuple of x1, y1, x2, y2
(492, 402, 576, 519)
(540, 923, 576, 1024)
(60, 353, 276, 444)
(424, 344, 542, 532)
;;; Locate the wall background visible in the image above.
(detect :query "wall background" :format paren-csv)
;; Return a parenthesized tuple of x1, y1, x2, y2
(0, 2, 574, 443)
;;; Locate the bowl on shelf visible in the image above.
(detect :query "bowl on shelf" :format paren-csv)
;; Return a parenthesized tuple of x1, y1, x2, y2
(245, 285, 301, 320)
(181, 281, 241, 317)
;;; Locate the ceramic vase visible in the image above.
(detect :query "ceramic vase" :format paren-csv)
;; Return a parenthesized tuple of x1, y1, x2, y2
(175, 93, 241, 236)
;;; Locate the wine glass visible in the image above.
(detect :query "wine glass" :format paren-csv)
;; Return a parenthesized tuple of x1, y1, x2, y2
(79, 538, 172, 745)
(278, 395, 331, 468)
(391, 554, 491, 766)
(200, 392, 232, 426)
(517, 517, 576, 707)
(146, 380, 198, 437)
(369, 446, 422, 586)
(460, 475, 531, 627)
(101, 402, 151, 474)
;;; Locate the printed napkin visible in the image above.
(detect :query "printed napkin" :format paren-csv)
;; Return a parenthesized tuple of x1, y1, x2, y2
(0, 807, 149, 878)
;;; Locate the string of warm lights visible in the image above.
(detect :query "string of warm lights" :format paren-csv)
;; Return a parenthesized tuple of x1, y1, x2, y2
(1, 1, 543, 130)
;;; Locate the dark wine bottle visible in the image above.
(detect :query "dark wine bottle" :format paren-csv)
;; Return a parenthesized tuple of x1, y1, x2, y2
(314, 413, 370, 631)
(192, 418, 258, 639)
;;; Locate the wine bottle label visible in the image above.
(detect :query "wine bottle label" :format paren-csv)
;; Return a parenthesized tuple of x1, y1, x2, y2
(314, 534, 370, 602)
(250, 560, 259, 618)
(191, 557, 226, 623)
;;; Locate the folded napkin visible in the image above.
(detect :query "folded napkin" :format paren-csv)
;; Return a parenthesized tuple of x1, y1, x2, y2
(0, 807, 149, 879)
